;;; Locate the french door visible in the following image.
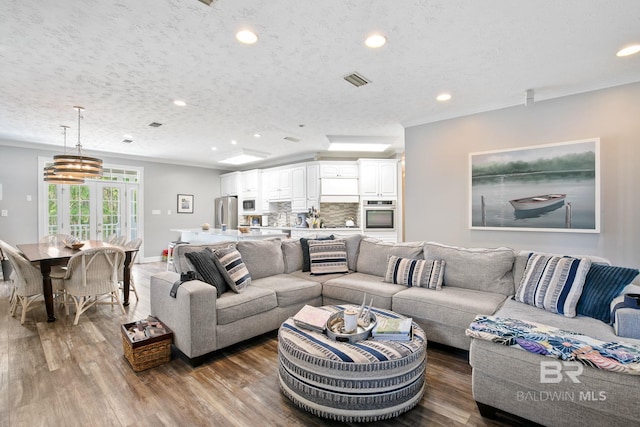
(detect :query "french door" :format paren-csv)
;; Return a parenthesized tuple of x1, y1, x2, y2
(40, 160, 142, 243)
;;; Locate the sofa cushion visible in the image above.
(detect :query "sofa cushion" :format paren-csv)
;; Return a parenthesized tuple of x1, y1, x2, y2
(515, 253, 591, 317)
(392, 286, 507, 330)
(236, 239, 284, 280)
(289, 270, 349, 284)
(384, 255, 445, 290)
(282, 240, 303, 274)
(184, 249, 228, 297)
(331, 234, 362, 271)
(424, 242, 515, 296)
(577, 264, 639, 323)
(356, 238, 423, 277)
(212, 247, 251, 293)
(251, 274, 322, 307)
(215, 285, 278, 325)
(301, 235, 334, 272)
(309, 240, 349, 275)
(322, 272, 406, 310)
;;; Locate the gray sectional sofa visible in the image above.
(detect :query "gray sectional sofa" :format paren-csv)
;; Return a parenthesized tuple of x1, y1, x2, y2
(149, 235, 640, 427)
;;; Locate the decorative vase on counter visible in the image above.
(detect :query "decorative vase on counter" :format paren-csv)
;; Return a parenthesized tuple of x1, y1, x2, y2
(201, 223, 210, 230)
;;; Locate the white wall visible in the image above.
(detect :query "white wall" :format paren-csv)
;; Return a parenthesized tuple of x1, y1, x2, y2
(404, 82, 640, 268)
(0, 144, 223, 261)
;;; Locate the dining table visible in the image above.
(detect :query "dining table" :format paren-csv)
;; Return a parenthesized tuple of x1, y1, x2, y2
(16, 240, 138, 322)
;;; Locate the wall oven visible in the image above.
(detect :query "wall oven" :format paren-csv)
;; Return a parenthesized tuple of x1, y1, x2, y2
(363, 200, 396, 231)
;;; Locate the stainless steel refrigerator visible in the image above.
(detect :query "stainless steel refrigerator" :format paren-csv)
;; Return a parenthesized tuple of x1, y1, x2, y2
(214, 196, 238, 230)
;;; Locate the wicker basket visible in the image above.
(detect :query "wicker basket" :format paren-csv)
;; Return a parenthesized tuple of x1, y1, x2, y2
(121, 321, 173, 372)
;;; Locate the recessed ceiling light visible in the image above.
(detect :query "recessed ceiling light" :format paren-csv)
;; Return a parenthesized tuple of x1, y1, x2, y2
(253, 133, 261, 138)
(616, 44, 640, 57)
(211, 147, 217, 151)
(436, 93, 452, 102)
(236, 30, 258, 44)
(365, 34, 387, 48)
(173, 100, 187, 107)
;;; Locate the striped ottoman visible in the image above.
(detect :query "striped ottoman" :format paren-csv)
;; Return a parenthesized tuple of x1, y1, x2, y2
(278, 305, 427, 422)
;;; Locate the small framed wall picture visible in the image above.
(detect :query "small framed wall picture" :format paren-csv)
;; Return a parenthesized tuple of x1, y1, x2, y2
(177, 194, 194, 214)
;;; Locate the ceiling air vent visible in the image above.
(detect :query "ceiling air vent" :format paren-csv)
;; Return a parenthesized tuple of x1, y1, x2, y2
(197, 0, 217, 6)
(122, 139, 133, 144)
(284, 136, 301, 143)
(343, 72, 370, 87)
(148, 122, 163, 127)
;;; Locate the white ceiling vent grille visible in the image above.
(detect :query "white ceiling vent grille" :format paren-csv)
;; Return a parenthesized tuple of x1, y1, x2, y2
(148, 122, 163, 127)
(197, 0, 217, 6)
(284, 136, 301, 143)
(343, 72, 370, 87)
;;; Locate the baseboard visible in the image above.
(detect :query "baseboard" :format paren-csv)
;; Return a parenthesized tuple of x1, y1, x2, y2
(141, 255, 164, 263)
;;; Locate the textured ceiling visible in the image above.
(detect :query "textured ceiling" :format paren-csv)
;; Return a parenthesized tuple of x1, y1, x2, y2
(1, 0, 639, 169)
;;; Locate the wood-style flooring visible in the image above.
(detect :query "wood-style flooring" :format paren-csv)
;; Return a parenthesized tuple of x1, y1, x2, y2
(0, 262, 531, 427)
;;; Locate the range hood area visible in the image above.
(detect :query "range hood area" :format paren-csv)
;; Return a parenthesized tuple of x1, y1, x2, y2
(320, 177, 359, 203)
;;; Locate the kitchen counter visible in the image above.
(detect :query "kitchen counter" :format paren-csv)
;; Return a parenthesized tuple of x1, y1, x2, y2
(250, 226, 362, 232)
(170, 228, 289, 244)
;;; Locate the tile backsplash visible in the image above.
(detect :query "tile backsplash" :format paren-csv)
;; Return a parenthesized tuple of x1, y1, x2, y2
(249, 202, 361, 228)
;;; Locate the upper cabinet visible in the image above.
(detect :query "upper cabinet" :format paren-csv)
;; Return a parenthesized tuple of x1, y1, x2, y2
(358, 159, 398, 198)
(267, 167, 292, 201)
(220, 171, 240, 196)
(290, 166, 307, 212)
(319, 162, 359, 178)
(239, 169, 260, 198)
(306, 163, 320, 210)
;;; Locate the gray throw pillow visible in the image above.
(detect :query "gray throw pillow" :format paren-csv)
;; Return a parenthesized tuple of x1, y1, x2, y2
(184, 249, 228, 297)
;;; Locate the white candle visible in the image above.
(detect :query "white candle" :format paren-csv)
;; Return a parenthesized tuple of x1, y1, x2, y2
(343, 309, 358, 333)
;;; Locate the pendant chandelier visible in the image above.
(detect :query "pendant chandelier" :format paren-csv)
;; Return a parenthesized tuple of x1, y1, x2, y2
(52, 106, 103, 179)
(43, 125, 85, 185)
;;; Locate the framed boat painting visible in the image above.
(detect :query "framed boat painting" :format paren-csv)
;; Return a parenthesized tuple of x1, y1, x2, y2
(469, 138, 600, 233)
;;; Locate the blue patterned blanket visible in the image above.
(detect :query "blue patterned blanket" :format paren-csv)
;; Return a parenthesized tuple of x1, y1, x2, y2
(466, 315, 640, 375)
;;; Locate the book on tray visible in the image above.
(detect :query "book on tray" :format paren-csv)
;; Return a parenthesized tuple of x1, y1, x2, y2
(372, 317, 413, 341)
(293, 305, 332, 332)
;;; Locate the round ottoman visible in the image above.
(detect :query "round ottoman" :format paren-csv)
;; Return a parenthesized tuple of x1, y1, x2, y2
(278, 305, 427, 422)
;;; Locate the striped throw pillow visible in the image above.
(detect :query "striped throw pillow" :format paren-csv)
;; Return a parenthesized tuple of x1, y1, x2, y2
(384, 255, 445, 290)
(515, 253, 592, 317)
(309, 240, 348, 275)
(212, 247, 251, 293)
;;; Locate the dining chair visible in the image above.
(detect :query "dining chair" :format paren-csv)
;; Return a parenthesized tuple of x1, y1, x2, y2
(54, 247, 126, 325)
(40, 234, 73, 245)
(0, 240, 65, 324)
(112, 235, 127, 246)
(104, 233, 118, 243)
(119, 238, 142, 301)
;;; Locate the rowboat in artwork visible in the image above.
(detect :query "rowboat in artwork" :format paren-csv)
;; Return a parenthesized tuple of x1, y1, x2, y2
(509, 194, 566, 211)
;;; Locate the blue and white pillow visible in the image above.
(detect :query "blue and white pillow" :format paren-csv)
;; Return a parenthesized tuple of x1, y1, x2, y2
(515, 253, 591, 317)
(212, 247, 251, 293)
(309, 240, 348, 275)
(384, 255, 445, 290)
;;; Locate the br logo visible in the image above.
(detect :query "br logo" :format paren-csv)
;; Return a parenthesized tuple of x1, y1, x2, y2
(540, 361, 583, 383)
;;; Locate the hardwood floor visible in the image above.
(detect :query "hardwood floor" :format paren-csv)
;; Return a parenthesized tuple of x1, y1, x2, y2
(1, 262, 530, 427)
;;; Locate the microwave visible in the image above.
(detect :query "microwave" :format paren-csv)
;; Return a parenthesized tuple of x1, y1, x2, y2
(242, 199, 256, 211)
(363, 200, 396, 231)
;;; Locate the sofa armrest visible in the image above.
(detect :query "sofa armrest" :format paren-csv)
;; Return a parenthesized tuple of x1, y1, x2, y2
(150, 271, 218, 359)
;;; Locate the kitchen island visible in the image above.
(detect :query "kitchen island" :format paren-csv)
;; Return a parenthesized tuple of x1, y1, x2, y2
(171, 228, 289, 244)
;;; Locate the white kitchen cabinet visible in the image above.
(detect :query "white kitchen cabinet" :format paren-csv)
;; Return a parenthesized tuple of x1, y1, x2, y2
(319, 162, 359, 178)
(358, 159, 398, 198)
(267, 167, 292, 201)
(306, 163, 320, 210)
(220, 171, 240, 196)
(290, 166, 307, 212)
(239, 169, 260, 198)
